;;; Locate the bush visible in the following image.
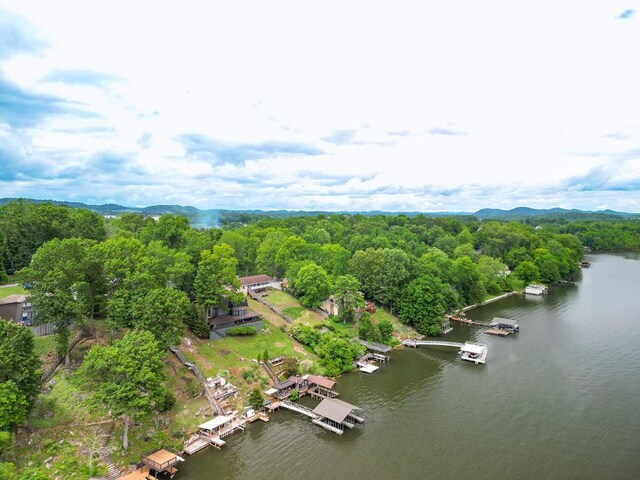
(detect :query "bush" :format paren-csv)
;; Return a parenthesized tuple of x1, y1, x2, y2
(156, 389, 176, 412)
(226, 326, 257, 336)
(290, 389, 299, 401)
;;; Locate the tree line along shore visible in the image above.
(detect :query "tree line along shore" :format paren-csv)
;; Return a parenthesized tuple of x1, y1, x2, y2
(1, 200, 639, 478)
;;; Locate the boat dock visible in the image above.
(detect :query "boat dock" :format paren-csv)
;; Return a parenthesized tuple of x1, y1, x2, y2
(402, 339, 488, 364)
(486, 328, 510, 336)
(448, 315, 492, 327)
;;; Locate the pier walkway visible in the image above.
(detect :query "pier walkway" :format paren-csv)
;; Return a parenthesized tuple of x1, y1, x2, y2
(279, 400, 319, 419)
(402, 340, 464, 348)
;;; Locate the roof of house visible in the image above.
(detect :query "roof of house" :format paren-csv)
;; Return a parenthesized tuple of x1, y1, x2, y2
(0, 294, 26, 306)
(199, 415, 233, 431)
(239, 274, 275, 286)
(313, 398, 360, 424)
(305, 374, 336, 390)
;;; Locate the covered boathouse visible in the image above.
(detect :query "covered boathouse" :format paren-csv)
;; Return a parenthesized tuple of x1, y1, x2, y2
(492, 317, 519, 332)
(312, 398, 364, 435)
(120, 448, 183, 479)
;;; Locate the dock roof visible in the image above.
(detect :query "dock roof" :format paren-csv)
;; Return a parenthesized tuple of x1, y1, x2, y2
(313, 398, 360, 424)
(199, 415, 233, 431)
(305, 374, 336, 390)
(493, 317, 517, 326)
(461, 343, 486, 355)
(493, 317, 518, 325)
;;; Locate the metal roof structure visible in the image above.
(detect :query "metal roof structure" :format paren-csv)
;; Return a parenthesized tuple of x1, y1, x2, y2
(493, 317, 517, 326)
(313, 398, 360, 424)
(199, 415, 233, 431)
(460, 342, 487, 355)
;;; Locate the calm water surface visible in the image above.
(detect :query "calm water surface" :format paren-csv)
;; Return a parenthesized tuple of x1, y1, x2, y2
(177, 253, 640, 479)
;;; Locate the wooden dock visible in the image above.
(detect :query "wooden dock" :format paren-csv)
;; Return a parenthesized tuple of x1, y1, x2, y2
(448, 316, 492, 327)
(486, 328, 511, 336)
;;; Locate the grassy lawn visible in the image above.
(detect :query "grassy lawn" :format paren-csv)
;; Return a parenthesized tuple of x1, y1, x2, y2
(263, 290, 325, 324)
(370, 305, 411, 339)
(0, 284, 27, 297)
(194, 320, 313, 376)
(283, 306, 305, 319)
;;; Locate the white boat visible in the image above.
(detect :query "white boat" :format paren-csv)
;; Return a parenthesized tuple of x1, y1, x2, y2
(459, 342, 488, 365)
(524, 284, 548, 295)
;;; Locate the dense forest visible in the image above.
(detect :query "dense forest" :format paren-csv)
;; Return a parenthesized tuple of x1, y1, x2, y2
(1, 200, 640, 478)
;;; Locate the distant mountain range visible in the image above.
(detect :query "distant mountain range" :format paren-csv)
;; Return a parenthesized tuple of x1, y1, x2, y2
(1, 198, 638, 227)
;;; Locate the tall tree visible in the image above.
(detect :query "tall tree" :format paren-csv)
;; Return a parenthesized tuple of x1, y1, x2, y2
(292, 263, 331, 308)
(398, 275, 449, 336)
(0, 322, 40, 406)
(334, 274, 364, 324)
(132, 288, 190, 349)
(78, 330, 168, 450)
(194, 243, 243, 310)
(19, 238, 93, 365)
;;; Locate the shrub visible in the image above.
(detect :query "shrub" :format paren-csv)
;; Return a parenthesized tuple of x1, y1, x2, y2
(226, 326, 257, 336)
(156, 390, 176, 412)
(290, 389, 299, 401)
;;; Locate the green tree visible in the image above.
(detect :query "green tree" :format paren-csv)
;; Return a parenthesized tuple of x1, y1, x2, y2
(256, 231, 288, 277)
(0, 382, 28, 431)
(19, 238, 95, 364)
(452, 256, 485, 306)
(139, 214, 190, 249)
(377, 318, 394, 344)
(398, 275, 448, 336)
(132, 288, 190, 349)
(282, 356, 300, 376)
(349, 248, 385, 301)
(334, 274, 364, 324)
(248, 387, 264, 410)
(0, 321, 40, 406)
(380, 248, 413, 313)
(292, 263, 331, 308)
(357, 313, 379, 342)
(315, 337, 362, 377)
(514, 261, 539, 285)
(78, 330, 168, 450)
(194, 244, 243, 311)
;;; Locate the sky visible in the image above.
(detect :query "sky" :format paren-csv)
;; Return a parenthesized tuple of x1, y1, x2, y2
(1, 1, 639, 213)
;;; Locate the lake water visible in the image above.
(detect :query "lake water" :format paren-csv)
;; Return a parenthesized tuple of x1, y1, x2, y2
(177, 253, 640, 479)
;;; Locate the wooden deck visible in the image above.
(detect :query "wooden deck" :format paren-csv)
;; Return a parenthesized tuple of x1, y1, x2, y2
(486, 328, 511, 336)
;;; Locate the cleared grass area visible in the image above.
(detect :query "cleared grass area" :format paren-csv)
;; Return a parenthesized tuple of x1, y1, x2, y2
(194, 320, 312, 377)
(34, 334, 58, 359)
(0, 284, 27, 297)
(263, 290, 324, 324)
(283, 306, 305, 319)
(370, 305, 411, 340)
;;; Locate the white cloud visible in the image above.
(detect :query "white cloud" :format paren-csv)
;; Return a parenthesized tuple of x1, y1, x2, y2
(1, 0, 640, 212)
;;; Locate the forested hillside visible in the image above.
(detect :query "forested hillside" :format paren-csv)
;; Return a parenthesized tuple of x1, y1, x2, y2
(2, 200, 639, 478)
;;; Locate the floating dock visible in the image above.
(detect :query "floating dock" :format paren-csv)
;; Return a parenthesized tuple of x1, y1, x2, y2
(486, 328, 511, 336)
(358, 363, 379, 374)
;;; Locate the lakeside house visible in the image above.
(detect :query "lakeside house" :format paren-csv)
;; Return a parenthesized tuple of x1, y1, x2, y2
(206, 298, 262, 340)
(320, 295, 339, 316)
(238, 274, 282, 294)
(0, 294, 32, 324)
